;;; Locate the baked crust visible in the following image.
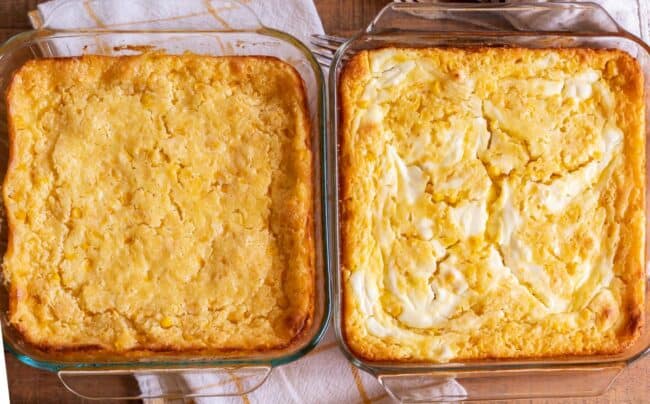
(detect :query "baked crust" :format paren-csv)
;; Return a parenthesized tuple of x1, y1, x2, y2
(3, 54, 314, 355)
(339, 47, 645, 362)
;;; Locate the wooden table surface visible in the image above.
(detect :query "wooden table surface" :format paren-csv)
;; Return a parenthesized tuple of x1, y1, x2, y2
(1, 0, 649, 402)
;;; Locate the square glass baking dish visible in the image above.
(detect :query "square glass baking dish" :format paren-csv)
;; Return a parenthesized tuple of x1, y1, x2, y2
(327, 1, 650, 402)
(0, 0, 329, 400)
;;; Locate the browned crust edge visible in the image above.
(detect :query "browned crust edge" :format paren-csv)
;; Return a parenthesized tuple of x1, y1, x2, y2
(2, 54, 317, 358)
(277, 53, 317, 351)
(338, 50, 371, 362)
(338, 46, 646, 363)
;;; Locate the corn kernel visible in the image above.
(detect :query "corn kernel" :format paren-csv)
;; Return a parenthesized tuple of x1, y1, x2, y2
(605, 60, 618, 78)
(160, 317, 173, 328)
(433, 81, 442, 94)
(14, 211, 26, 221)
(34, 176, 47, 186)
(71, 208, 81, 219)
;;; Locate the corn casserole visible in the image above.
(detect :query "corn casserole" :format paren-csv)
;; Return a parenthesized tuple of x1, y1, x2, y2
(3, 53, 314, 353)
(340, 48, 645, 362)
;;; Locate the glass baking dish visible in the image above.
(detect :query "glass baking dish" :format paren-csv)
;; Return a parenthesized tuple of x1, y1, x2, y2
(327, 1, 650, 402)
(0, 0, 329, 400)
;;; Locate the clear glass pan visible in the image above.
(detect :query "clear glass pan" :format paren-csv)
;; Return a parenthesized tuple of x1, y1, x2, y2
(0, 0, 329, 400)
(327, 2, 650, 402)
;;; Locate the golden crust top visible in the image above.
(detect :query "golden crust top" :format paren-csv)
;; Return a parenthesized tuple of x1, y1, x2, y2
(340, 47, 645, 362)
(3, 54, 314, 354)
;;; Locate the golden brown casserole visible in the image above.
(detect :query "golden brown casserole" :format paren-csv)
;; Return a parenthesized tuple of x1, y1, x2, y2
(3, 54, 314, 354)
(340, 48, 645, 362)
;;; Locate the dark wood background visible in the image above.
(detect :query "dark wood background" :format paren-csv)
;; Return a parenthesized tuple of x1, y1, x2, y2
(1, 0, 649, 402)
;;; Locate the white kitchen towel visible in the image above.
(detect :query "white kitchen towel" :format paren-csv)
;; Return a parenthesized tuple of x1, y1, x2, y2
(27, 1, 649, 404)
(31, 0, 324, 47)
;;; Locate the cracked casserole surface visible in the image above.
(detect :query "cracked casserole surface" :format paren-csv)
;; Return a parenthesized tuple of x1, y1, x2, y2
(3, 54, 314, 352)
(340, 48, 645, 362)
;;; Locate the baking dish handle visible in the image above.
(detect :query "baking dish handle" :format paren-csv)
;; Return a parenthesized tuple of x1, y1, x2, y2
(375, 364, 625, 402)
(57, 365, 271, 400)
(366, 1, 626, 36)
